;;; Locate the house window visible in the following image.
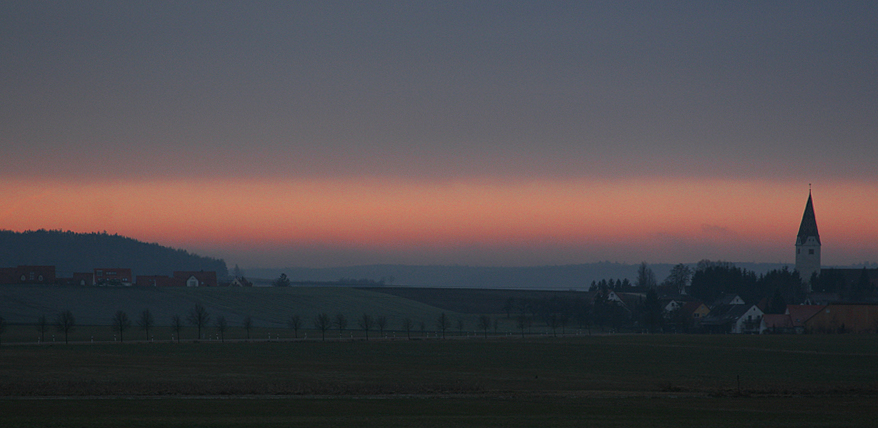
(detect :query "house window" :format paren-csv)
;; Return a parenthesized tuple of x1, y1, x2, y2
(797, 249, 800, 254)
(20, 275, 26, 281)
(808, 249, 815, 255)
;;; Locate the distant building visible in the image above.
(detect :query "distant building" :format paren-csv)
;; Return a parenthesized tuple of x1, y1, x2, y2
(0, 265, 56, 284)
(173, 271, 217, 287)
(701, 303, 763, 334)
(229, 277, 253, 287)
(135, 275, 185, 287)
(805, 304, 878, 334)
(680, 301, 710, 321)
(72, 272, 94, 286)
(795, 191, 821, 291)
(760, 305, 825, 334)
(94, 268, 133, 286)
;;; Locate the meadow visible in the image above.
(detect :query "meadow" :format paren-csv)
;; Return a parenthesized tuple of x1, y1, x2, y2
(1, 335, 877, 427)
(2, 285, 878, 426)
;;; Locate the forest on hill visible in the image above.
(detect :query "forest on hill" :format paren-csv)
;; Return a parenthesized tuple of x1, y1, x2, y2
(0, 230, 227, 278)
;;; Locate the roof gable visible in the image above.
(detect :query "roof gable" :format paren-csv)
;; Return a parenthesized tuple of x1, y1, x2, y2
(786, 305, 826, 326)
(762, 314, 793, 329)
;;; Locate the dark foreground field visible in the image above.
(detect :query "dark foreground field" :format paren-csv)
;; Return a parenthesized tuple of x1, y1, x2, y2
(2, 335, 877, 427)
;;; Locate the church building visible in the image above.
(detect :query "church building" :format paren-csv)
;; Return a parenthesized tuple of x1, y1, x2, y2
(795, 191, 821, 291)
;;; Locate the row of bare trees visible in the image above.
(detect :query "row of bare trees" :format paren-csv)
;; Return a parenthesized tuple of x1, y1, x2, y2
(308, 312, 389, 341)
(14, 307, 519, 345)
(25, 304, 229, 344)
(300, 311, 503, 341)
(112, 305, 226, 343)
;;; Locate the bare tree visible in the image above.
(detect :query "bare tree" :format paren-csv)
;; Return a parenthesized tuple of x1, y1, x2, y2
(112, 310, 132, 342)
(503, 298, 515, 319)
(214, 316, 228, 342)
(313, 312, 331, 341)
(436, 312, 449, 339)
(559, 314, 570, 336)
(0, 315, 5, 346)
(636, 262, 657, 289)
(456, 318, 465, 337)
(287, 314, 302, 338)
(516, 314, 529, 338)
(242, 316, 253, 340)
(55, 310, 76, 344)
(477, 314, 492, 338)
(171, 315, 183, 343)
(137, 309, 154, 341)
(663, 263, 693, 294)
(187, 304, 210, 340)
(358, 313, 374, 340)
(376, 315, 387, 337)
(419, 320, 426, 337)
(401, 318, 414, 339)
(546, 313, 559, 338)
(36, 314, 48, 342)
(334, 313, 348, 336)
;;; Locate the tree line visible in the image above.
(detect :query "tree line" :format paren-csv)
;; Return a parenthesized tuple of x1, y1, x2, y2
(0, 229, 228, 277)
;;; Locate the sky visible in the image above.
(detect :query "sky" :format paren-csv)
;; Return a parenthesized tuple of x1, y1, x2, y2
(1, 1, 877, 269)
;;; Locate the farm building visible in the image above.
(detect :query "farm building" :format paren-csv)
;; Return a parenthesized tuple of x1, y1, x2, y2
(0, 265, 56, 284)
(804, 304, 878, 334)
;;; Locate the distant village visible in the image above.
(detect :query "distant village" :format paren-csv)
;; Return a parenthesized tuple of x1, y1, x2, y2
(0, 265, 234, 288)
(575, 192, 878, 335)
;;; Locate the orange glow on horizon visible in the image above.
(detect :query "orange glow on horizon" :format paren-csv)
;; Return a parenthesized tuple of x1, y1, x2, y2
(1, 177, 876, 266)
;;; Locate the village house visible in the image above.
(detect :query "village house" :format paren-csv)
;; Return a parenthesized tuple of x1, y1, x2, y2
(760, 305, 825, 334)
(701, 295, 763, 334)
(173, 271, 218, 287)
(678, 301, 710, 332)
(0, 265, 56, 284)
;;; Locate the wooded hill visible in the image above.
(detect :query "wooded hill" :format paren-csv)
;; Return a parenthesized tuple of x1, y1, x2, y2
(0, 230, 227, 278)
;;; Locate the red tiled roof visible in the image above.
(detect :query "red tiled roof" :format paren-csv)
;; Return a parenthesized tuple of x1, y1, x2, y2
(762, 314, 793, 329)
(786, 305, 825, 326)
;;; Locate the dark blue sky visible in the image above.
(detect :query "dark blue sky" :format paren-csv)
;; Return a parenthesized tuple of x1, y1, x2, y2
(2, 1, 876, 267)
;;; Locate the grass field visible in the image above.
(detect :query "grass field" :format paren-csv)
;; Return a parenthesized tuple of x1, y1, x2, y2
(3, 286, 878, 426)
(1, 335, 877, 427)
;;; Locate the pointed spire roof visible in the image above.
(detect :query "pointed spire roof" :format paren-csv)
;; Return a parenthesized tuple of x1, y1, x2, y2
(796, 191, 820, 244)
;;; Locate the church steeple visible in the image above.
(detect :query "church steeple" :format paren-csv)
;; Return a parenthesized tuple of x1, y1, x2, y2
(796, 191, 820, 245)
(795, 189, 821, 291)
